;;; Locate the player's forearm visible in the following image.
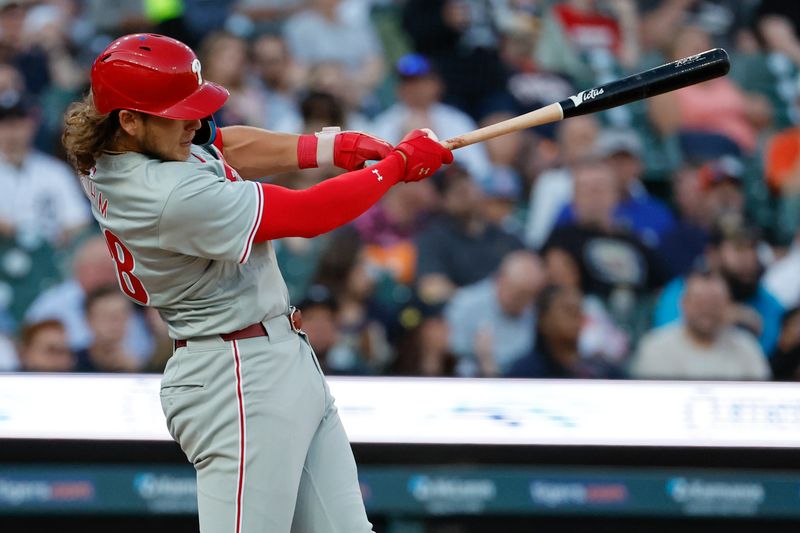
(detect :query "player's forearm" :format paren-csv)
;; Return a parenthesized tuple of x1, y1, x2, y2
(218, 126, 299, 179)
(253, 153, 405, 241)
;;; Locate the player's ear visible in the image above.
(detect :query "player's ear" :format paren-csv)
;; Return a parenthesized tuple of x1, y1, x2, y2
(117, 110, 141, 137)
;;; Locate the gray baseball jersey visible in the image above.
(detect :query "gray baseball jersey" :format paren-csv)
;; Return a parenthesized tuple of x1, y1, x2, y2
(83, 143, 373, 532)
(80, 144, 289, 339)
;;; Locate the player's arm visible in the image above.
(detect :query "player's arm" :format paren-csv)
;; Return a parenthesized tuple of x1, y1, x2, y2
(216, 125, 393, 180)
(253, 129, 451, 241)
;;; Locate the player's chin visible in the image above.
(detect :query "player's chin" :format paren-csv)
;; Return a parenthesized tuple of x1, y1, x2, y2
(176, 143, 193, 161)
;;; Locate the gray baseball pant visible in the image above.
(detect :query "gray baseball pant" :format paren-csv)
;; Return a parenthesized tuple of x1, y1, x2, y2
(159, 314, 373, 532)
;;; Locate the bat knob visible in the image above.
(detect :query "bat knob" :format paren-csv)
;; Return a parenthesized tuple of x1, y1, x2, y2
(420, 128, 439, 142)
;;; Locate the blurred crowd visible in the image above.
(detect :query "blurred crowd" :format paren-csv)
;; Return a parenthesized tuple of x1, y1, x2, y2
(2, 0, 800, 382)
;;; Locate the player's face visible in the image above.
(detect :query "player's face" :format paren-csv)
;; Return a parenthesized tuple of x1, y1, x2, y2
(138, 115, 202, 162)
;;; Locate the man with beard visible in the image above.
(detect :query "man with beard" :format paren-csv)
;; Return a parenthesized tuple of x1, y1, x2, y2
(632, 270, 769, 381)
(653, 216, 784, 355)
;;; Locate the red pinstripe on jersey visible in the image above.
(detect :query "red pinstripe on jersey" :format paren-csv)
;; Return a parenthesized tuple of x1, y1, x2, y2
(232, 340, 246, 533)
(239, 182, 263, 263)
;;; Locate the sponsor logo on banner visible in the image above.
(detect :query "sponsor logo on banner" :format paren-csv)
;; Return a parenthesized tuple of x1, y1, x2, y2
(667, 477, 764, 516)
(0, 478, 95, 506)
(408, 475, 496, 514)
(530, 480, 629, 508)
(133, 473, 197, 513)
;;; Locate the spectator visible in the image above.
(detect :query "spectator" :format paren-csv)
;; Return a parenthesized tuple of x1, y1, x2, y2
(415, 163, 524, 306)
(494, 10, 574, 121)
(304, 61, 372, 132)
(508, 284, 624, 379)
(0, 1, 50, 97)
(17, 319, 75, 372)
(541, 158, 669, 333)
(312, 229, 393, 374)
(25, 235, 154, 363)
(402, 0, 508, 119)
(141, 307, 173, 373)
(654, 216, 784, 355)
(445, 250, 546, 377)
(765, 229, 800, 311)
(295, 283, 358, 374)
(524, 115, 600, 249)
(283, 0, 384, 110)
(74, 286, 139, 372)
(632, 270, 769, 380)
(478, 161, 524, 239)
(555, 128, 676, 248)
(390, 297, 455, 377)
(198, 31, 266, 128)
(648, 25, 772, 156)
(250, 33, 303, 132)
(640, 0, 755, 53)
(754, 2, 800, 69)
(354, 181, 437, 286)
(0, 87, 89, 246)
(370, 53, 491, 182)
(477, 110, 528, 238)
(659, 157, 747, 278)
(770, 307, 800, 381)
(763, 94, 800, 242)
(535, 0, 640, 89)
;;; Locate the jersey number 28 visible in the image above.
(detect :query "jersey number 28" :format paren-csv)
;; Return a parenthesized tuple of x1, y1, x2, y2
(103, 229, 150, 305)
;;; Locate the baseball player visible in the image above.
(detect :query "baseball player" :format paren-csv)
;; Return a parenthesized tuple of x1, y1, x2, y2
(61, 34, 453, 533)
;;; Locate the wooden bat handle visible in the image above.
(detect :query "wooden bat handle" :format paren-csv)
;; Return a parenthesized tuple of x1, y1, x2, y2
(440, 103, 564, 151)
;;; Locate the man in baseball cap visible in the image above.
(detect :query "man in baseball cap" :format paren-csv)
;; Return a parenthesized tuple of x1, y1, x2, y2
(63, 33, 453, 533)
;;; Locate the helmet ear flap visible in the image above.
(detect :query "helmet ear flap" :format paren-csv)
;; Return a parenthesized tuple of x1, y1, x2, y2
(193, 115, 217, 146)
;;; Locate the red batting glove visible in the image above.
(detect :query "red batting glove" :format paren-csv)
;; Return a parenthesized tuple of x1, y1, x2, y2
(297, 127, 393, 171)
(394, 129, 454, 182)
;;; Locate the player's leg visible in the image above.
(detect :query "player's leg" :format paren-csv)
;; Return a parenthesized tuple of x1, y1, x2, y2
(161, 331, 327, 533)
(290, 337, 374, 533)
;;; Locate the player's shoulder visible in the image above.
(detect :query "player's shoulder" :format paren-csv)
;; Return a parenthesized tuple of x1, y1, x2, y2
(140, 146, 226, 189)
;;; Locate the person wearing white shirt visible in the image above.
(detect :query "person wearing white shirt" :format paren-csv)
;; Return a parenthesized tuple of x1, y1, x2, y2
(765, 232, 800, 310)
(524, 115, 600, 249)
(371, 53, 492, 182)
(631, 270, 769, 381)
(0, 91, 89, 246)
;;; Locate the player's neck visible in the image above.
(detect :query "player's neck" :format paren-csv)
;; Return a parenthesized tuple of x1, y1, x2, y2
(106, 133, 142, 155)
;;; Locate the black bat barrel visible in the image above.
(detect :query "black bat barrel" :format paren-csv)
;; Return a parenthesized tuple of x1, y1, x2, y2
(559, 48, 730, 119)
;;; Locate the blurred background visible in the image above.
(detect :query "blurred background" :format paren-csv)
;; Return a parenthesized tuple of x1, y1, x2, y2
(1, 0, 800, 531)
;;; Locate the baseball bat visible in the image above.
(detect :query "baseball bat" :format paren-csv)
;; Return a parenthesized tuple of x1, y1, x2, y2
(441, 48, 730, 151)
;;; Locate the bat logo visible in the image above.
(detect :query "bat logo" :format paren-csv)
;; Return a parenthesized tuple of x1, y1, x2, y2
(674, 53, 703, 67)
(567, 88, 604, 107)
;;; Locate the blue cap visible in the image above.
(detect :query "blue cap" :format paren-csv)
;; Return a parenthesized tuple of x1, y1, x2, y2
(396, 53, 432, 78)
(479, 167, 521, 200)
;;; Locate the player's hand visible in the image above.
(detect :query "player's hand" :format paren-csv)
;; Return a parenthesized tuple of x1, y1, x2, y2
(333, 131, 393, 170)
(298, 127, 393, 171)
(393, 128, 453, 182)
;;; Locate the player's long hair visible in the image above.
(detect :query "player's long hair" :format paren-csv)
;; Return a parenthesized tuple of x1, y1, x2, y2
(62, 92, 120, 175)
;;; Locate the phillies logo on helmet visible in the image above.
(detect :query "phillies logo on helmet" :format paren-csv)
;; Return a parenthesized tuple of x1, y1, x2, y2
(191, 59, 203, 86)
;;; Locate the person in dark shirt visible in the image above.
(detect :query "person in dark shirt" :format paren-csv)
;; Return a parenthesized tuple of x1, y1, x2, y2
(659, 156, 747, 278)
(74, 286, 139, 373)
(770, 307, 800, 381)
(541, 157, 669, 335)
(508, 284, 623, 379)
(415, 162, 524, 306)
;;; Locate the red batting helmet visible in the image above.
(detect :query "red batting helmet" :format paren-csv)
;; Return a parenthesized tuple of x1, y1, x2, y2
(90, 33, 229, 119)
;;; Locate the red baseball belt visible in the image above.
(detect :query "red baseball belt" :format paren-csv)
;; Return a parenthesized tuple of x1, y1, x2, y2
(173, 307, 303, 350)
